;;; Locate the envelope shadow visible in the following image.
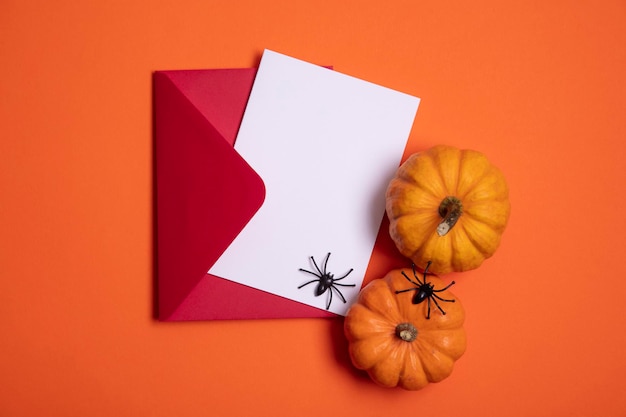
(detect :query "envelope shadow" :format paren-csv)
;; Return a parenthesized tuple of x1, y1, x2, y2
(327, 317, 372, 383)
(366, 166, 398, 253)
(251, 51, 263, 68)
(151, 72, 160, 320)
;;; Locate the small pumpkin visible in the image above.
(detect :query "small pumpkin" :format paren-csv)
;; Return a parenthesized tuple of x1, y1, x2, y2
(386, 145, 510, 274)
(344, 268, 466, 390)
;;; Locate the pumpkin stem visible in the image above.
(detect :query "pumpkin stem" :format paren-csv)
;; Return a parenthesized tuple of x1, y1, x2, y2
(437, 196, 463, 236)
(395, 323, 418, 342)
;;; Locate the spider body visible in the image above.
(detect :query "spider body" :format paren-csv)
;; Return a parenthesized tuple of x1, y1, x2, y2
(395, 261, 456, 319)
(313, 274, 334, 297)
(298, 253, 355, 310)
(411, 284, 433, 305)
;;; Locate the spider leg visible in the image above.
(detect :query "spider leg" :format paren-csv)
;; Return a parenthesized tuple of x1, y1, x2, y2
(430, 296, 448, 316)
(333, 282, 356, 287)
(299, 268, 321, 278)
(298, 279, 320, 289)
(411, 263, 425, 286)
(310, 256, 324, 276)
(326, 286, 333, 310)
(321, 252, 331, 275)
(426, 297, 432, 319)
(395, 287, 419, 294)
(330, 284, 348, 304)
(334, 268, 354, 281)
(432, 292, 455, 303)
(413, 261, 432, 285)
(401, 271, 422, 287)
(432, 280, 456, 292)
(423, 260, 432, 275)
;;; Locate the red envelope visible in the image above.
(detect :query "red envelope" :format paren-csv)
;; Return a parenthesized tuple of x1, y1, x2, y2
(154, 68, 337, 320)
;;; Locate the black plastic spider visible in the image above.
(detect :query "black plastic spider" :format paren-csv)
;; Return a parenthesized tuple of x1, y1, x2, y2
(298, 253, 355, 310)
(395, 261, 456, 319)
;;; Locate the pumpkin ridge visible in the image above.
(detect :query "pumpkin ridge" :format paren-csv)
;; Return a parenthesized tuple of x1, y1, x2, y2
(370, 342, 408, 387)
(384, 275, 404, 323)
(462, 167, 509, 203)
(350, 336, 394, 370)
(358, 279, 402, 323)
(411, 339, 434, 379)
(414, 339, 455, 382)
(388, 268, 423, 319)
(391, 212, 441, 259)
(396, 155, 444, 200)
(455, 151, 493, 200)
(398, 344, 428, 390)
(454, 149, 465, 197)
(459, 219, 500, 258)
(420, 232, 455, 274)
(448, 223, 485, 270)
(389, 179, 441, 217)
(430, 146, 456, 196)
(419, 329, 467, 360)
(464, 199, 510, 221)
(451, 147, 466, 196)
(416, 332, 460, 378)
(345, 304, 397, 341)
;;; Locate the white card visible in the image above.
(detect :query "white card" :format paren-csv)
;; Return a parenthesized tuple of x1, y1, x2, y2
(209, 50, 420, 315)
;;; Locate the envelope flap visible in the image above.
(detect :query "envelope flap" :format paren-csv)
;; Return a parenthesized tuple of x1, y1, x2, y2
(159, 69, 257, 145)
(154, 72, 265, 320)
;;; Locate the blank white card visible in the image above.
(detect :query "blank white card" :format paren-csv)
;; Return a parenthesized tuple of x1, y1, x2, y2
(210, 50, 420, 315)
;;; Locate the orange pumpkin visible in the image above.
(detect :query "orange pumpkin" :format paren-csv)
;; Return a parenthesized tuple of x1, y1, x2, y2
(344, 267, 466, 390)
(386, 145, 510, 274)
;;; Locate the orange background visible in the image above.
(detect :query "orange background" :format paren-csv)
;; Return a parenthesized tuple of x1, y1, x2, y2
(1, 1, 625, 416)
